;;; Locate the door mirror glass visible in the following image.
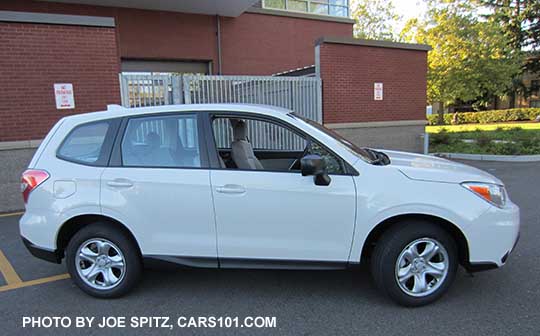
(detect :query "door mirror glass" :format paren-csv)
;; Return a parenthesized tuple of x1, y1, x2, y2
(300, 154, 331, 186)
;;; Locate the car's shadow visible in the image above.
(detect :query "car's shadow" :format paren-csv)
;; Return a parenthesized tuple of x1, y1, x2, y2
(126, 265, 480, 309)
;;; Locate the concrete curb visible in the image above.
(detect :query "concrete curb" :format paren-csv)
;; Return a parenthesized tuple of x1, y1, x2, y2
(433, 153, 540, 162)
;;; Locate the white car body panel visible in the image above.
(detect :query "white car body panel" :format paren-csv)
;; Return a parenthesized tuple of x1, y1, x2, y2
(347, 153, 519, 266)
(100, 167, 217, 257)
(210, 170, 356, 262)
(21, 119, 104, 249)
(384, 150, 503, 184)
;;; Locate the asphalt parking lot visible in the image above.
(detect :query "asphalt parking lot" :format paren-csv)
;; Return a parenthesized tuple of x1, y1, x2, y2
(0, 160, 538, 336)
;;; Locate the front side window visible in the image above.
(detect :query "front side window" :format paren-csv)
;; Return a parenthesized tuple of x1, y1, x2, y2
(212, 116, 345, 174)
(121, 114, 201, 168)
(57, 121, 110, 165)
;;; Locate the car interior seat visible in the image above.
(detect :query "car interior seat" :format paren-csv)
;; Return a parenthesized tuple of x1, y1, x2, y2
(230, 119, 263, 170)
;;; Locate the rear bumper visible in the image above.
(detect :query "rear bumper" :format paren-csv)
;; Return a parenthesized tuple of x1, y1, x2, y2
(21, 236, 62, 264)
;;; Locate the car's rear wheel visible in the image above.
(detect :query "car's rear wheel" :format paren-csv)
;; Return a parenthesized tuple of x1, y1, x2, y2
(66, 222, 141, 298)
(371, 220, 458, 307)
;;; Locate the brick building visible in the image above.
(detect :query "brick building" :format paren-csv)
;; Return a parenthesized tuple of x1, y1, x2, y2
(0, 0, 430, 210)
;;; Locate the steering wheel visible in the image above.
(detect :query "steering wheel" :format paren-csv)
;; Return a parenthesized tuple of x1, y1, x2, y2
(288, 141, 312, 171)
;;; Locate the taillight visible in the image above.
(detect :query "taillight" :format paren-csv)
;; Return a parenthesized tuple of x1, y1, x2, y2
(21, 169, 49, 204)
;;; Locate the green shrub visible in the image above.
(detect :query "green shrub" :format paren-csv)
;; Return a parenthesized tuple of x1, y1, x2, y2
(429, 127, 540, 155)
(430, 129, 452, 145)
(476, 133, 491, 147)
(427, 108, 540, 125)
(490, 142, 521, 155)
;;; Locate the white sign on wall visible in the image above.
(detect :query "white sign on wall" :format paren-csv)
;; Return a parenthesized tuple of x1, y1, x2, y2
(54, 83, 75, 109)
(374, 82, 383, 101)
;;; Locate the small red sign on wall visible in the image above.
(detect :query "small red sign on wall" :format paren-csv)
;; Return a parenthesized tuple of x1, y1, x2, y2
(374, 83, 383, 101)
(54, 83, 75, 109)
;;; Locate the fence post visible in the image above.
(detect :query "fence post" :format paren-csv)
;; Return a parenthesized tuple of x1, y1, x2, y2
(119, 74, 127, 107)
(171, 75, 182, 104)
(423, 132, 430, 155)
(183, 75, 191, 104)
(316, 78, 323, 123)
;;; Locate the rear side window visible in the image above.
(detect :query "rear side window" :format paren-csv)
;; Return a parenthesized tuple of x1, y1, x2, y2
(121, 114, 201, 168)
(57, 121, 112, 165)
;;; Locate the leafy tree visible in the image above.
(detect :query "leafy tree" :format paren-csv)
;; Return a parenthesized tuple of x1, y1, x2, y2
(350, 0, 401, 41)
(401, 1, 522, 120)
(481, 1, 540, 56)
(480, 0, 540, 105)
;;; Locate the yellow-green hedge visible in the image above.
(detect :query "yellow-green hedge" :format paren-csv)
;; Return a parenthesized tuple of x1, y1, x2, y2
(427, 108, 540, 126)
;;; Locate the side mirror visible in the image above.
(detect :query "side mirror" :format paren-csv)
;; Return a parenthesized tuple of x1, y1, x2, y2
(300, 154, 331, 186)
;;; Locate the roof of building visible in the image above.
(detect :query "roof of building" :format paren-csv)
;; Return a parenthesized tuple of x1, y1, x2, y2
(316, 36, 432, 52)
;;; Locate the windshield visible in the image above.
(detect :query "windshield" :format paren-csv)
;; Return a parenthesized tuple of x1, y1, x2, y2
(289, 113, 373, 162)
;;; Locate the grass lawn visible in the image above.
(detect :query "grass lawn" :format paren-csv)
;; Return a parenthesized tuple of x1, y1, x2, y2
(428, 124, 540, 155)
(426, 122, 540, 133)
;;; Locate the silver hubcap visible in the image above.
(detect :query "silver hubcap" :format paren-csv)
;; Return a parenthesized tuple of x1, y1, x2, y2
(75, 238, 126, 290)
(395, 238, 449, 297)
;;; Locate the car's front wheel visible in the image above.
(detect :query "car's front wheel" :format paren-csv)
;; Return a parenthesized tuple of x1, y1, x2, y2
(371, 220, 458, 306)
(66, 223, 142, 298)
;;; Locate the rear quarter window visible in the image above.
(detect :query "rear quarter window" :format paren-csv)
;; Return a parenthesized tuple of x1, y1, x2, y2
(57, 120, 116, 166)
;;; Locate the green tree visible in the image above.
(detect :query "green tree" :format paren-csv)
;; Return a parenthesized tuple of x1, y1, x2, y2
(481, 1, 540, 55)
(480, 0, 540, 106)
(351, 0, 401, 40)
(401, 1, 522, 121)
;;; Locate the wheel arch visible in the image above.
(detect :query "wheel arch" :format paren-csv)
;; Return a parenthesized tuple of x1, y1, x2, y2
(56, 214, 141, 259)
(360, 213, 470, 267)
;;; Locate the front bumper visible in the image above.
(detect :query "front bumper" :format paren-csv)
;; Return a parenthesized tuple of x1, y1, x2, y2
(21, 236, 62, 264)
(463, 201, 520, 271)
(466, 232, 520, 272)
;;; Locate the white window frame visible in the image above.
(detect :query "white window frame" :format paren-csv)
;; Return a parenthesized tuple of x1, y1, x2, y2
(262, 0, 349, 18)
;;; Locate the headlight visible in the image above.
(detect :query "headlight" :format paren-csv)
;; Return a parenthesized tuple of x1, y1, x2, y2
(461, 182, 506, 208)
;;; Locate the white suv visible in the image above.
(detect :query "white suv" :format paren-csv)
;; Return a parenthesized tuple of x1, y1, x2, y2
(20, 104, 520, 306)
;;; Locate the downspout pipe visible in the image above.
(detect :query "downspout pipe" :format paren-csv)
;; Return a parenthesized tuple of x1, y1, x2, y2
(216, 15, 223, 75)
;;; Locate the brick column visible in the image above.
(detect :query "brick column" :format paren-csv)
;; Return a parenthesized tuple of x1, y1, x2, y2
(316, 37, 430, 152)
(0, 22, 120, 142)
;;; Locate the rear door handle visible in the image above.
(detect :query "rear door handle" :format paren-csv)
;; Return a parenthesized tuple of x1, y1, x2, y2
(215, 184, 246, 194)
(107, 179, 133, 188)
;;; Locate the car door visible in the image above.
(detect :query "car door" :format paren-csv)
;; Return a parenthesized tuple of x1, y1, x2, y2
(208, 114, 357, 265)
(101, 113, 217, 263)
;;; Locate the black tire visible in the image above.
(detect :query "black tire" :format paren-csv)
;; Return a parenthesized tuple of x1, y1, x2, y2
(370, 220, 458, 307)
(66, 222, 142, 298)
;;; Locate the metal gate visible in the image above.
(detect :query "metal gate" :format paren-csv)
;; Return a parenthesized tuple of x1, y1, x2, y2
(119, 74, 322, 150)
(119, 74, 321, 121)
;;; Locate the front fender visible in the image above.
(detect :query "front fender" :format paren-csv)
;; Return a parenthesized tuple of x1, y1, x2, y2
(348, 202, 487, 263)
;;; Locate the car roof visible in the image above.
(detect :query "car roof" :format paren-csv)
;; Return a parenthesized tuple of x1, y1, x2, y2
(63, 103, 293, 124)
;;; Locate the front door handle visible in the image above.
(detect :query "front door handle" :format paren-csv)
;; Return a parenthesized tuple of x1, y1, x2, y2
(107, 179, 133, 188)
(215, 184, 246, 194)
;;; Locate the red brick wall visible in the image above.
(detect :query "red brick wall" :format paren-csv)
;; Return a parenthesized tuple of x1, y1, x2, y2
(221, 13, 353, 75)
(0, 1, 357, 142)
(0, 1, 218, 70)
(116, 8, 218, 71)
(0, 22, 120, 141)
(0, 1, 353, 76)
(318, 43, 427, 124)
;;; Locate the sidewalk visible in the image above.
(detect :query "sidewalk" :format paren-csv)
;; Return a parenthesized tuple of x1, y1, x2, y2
(0, 149, 34, 212)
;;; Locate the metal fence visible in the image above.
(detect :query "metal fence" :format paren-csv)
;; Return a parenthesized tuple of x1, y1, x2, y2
(181, 75, 321, 122)
(119, 73, 322, 150)
(119, 74, 174, 107)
